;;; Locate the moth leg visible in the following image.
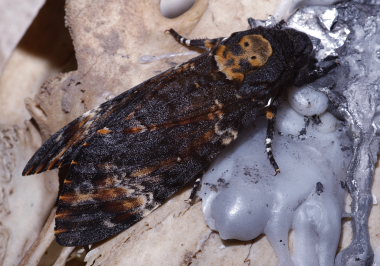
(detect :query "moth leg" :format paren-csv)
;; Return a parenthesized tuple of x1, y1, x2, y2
(248, 17, 258, 29)
(265, 101, 280, 175)
(274, 20, 286, 30)
(313, 79, 348, 120)
(187, 177, 201, 204)
(295, 56, 339, 86)
(167, 29, 224, 50)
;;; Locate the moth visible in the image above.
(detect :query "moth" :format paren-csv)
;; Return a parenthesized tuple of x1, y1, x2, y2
(23, 19, 336, 246)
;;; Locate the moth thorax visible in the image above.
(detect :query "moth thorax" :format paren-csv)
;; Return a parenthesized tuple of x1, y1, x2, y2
(214, 34, 273, 82)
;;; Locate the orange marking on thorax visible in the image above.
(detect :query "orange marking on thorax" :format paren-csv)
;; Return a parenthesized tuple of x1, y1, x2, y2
(238, 35, 273, 67)
(214, 34, 273, 81)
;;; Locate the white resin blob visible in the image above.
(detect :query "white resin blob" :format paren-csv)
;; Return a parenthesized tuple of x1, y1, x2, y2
(200, 86, 351, 266)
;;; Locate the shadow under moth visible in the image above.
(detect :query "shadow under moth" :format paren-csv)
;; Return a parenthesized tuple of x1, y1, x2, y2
(22, 19, 336, 246)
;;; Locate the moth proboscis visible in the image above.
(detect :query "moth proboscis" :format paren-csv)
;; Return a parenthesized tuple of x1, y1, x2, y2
(23, 19, 337, 246)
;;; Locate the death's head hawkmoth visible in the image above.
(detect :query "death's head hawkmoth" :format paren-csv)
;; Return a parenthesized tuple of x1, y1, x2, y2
(23, 20, 336, 246)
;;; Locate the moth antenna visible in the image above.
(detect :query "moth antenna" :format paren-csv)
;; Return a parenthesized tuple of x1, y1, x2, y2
(265, 104, 281, 175)
(167, 28, 225, 50)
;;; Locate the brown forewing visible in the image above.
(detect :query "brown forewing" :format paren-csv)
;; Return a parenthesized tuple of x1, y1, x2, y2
(41, 54, 265, 246)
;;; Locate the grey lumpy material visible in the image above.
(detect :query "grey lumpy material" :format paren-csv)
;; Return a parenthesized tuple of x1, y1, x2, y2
(200, 1, 380, 265)
(201, 93, 350, 266)
(289, 2, 380, 265)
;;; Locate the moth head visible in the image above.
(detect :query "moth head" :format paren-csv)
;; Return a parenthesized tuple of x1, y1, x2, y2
(283, 28, 314, 65)
(213, 33, 273, 82)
